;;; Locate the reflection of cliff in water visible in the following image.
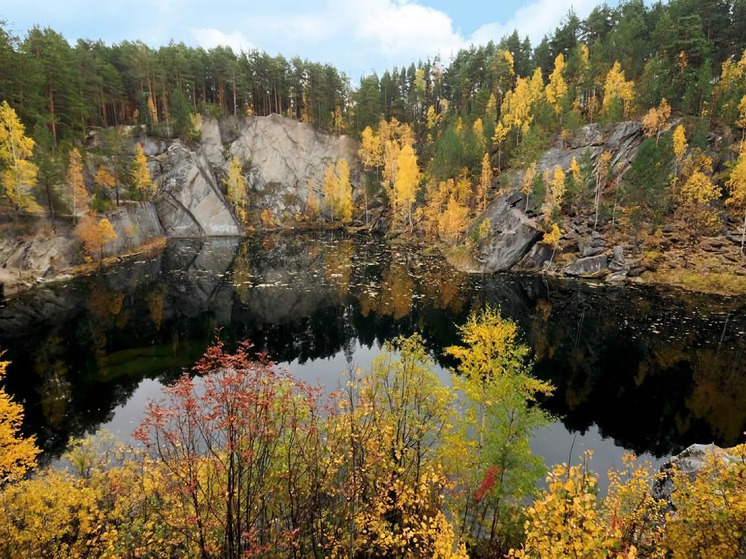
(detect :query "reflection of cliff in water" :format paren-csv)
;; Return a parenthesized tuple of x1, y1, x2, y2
(1, 232, 745, 461)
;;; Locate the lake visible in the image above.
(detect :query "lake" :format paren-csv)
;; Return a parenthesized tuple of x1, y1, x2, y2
(1, 232, 745, 482)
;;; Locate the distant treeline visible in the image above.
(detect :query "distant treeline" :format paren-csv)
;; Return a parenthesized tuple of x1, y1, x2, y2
(1, 0, 745, 146)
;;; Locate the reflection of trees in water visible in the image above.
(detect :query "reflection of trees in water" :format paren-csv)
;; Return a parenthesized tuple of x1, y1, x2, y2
(687, 349, 746, 442)
(324, 239, 353, 297)
(2, 233, 746, 462)
(34, 337, 71, 430)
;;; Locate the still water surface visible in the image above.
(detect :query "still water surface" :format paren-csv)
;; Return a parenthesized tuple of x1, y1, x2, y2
(2, 233, 745, 481)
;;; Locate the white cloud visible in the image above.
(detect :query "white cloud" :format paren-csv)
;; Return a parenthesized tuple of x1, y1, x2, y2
(470, 0, 602, 47)
(190, 28, 255, 53)
(347, 1, 466, 58)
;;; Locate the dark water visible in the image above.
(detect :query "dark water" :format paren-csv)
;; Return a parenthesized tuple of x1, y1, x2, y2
(1, 232, 745, 478)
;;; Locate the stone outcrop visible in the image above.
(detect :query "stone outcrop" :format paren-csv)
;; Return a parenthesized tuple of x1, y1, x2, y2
(0, 235, 77, 294)
(154, 142, 241, 237)
(653, 443, 739, 504)
(201, 114, 361, 218)
(102, 202, 165, 256)
(474, 192, 544, 272)
(472, 121, 643, 275)
(564, 254, 609, 277)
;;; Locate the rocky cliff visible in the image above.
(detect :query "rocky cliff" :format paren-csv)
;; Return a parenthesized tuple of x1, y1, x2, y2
(1, 115, 361, 295)
(207, 115, 361, 218)
(474, 121, 644, 274)
(142, 114, 360, 233)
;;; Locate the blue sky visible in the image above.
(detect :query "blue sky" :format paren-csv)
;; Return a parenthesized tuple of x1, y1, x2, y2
(2, 0, 614, 82)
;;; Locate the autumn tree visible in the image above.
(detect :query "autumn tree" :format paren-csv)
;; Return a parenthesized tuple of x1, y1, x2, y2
(726, 142, 746, 254)
(393, 143, 419, 230)
(641, 98, 671, 144)
(135, 340, 327, 558)
(77, 213, 118, 260)
(672, 124, 687, 178)
(94, 166, 116, 192)
(677, 164, 721, 241)
(0, 352, 40, 485)
(545, 53, 568, 121)
(335, 159, 353, 223)
(322, 159, 353, 223)
(326, 335, 465, 557)
(358, 125, 382, 222)
(445, 307, 553, 553)
(511, 452, 624, 557)
(438, 193, 470, 244)
(0, 100, 40, 212)
(477, 152, 493, 213)
(521, 163, 537, 211)
(223, 156, 248, 223)
(602, 62, 635, 118)
(131, 144, 154, 200)
(67, 147, 87, 219)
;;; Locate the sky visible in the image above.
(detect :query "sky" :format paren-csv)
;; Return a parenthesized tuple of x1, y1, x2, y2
(1, 0, 617, 82)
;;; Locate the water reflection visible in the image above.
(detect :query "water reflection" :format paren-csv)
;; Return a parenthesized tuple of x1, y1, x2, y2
(1, 232, 745, 468)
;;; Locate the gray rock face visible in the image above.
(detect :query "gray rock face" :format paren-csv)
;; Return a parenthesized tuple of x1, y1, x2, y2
(609, 245, 627, 272)
(653, 443, 738, 503)
(475, 194, 544, 272)
(199, 114, 360, 218)
(564, 254, 609, 276)
(154, 142, 241, 237)
(0, 235, 77, 293)
(536, 121, 643, 178)
(102, 202, 165, 257)
(606, 121, 643, 169)
(513, 242, 553, 271)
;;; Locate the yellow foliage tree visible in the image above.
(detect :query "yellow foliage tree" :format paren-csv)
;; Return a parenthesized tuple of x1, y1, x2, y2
(439, 195, 469, 244)
(662, 444, 746, 557)
(335, 159, 353, 223)
(473, 118, 486, 152)
(67, 147, 88, 219)
(545, 53, 568, 118)
(0, 354, 39, 485)
(422, 178, 451, 241)
(726, 142, 746, 254)
(677, 168, 721, 240)
(641, 98, 671, 144)
(131, 144, 154, 200)
(394, 143, 419, 229)
(94, 166, 116, 191)
(359, 125, 382, 171)
(223, 157, 248, 223)
(673, 124, 688, 178)
(322, 160, 353, 224)
(522, 163, 537, 211)
(542, 166, 566, 218)
(477, 152, 493, 213)
(77, 213, 118, 261)
(602, 62, 635, 117)
(510, 452, 629, 558)
(0, 100, 41, 212)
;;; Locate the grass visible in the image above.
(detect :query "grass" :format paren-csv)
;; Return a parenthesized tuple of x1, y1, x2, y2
(646, 269, 746, 295)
